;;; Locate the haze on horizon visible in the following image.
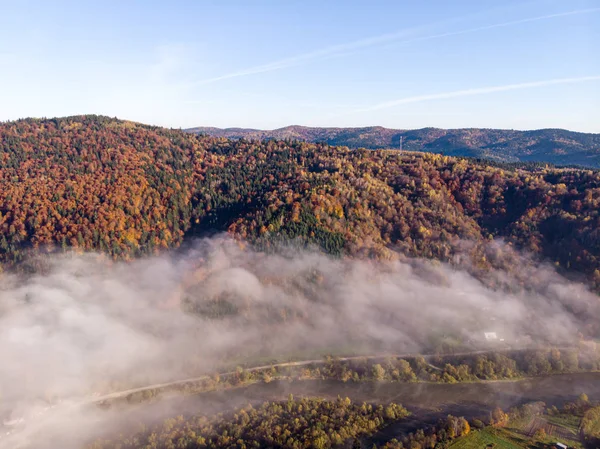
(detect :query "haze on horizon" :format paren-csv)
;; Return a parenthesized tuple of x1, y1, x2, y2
(0, 0, 599, 132)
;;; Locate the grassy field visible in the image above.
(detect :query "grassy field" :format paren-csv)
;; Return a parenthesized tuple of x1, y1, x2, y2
(545, 413, 581, 433)
(509, 414, 582, 449)
(448, 427, 524, 449)
(450, 417, 584, 449)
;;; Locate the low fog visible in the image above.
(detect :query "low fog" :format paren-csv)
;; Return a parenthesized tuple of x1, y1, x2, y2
(1, 236, 599, 447)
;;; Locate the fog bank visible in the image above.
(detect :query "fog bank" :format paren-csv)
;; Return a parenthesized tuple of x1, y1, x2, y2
(0, 236, 598, 446)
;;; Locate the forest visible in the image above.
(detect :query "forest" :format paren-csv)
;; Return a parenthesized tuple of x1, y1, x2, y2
(86, 395, 455, 449)
(88, 393, 599, 449)
(1, 115, 600, 293)
(186, 125, 600, 168)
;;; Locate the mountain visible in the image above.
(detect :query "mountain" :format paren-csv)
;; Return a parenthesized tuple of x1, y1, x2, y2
(186, 125, 600, 168)
(2, 115, 600, 293)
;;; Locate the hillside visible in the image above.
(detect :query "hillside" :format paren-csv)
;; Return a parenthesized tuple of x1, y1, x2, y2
(2, 115, 600, 293)
(186, 125, 600, 168)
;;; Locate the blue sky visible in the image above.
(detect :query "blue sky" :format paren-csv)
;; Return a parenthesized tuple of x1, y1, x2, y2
(0, 0, 599, 131)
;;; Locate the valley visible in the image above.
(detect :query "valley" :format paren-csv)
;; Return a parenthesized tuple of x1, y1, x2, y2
(3, 0, 600, 447)
(2, 116, 600, 448)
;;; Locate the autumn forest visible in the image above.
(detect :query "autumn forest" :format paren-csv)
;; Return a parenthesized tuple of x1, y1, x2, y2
(1, 115, 600, 292)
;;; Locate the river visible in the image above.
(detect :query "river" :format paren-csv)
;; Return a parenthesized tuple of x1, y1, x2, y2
(9, 372, 600, 449)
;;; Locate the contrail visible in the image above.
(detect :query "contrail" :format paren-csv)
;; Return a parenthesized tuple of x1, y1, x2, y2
(354, 76, 600, 112)
(192, 28, 418, 85)
(192, 8, 600, 86)
(373, 8, 600, 51)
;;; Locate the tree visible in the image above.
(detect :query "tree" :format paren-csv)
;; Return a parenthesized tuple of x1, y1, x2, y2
(490, 407, 509, 427)
(396, 359, 416, 381)
(533, 428, 546, 440)
(577, 392, 590, 410)
(262, 371, 272, 383)
(458, 417, 470, 436)
(372, 364, 386, 381)
(563, 350, 579, 371)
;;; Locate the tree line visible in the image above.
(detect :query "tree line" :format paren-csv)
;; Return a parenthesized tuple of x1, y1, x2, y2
(106, 347, 600, 409)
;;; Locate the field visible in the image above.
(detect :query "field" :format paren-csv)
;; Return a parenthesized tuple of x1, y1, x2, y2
(448, 428, 523, 449)
(545, 413, 581, 432)
(519, 415, 580, 447)
(450, 413, 583, 449)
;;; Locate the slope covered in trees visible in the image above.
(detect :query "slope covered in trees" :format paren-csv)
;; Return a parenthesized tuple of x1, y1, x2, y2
(2, 116, 600, 292)
(187, 125, 600, 168)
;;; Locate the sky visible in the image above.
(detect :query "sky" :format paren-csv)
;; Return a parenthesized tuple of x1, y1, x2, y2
(0, 0, 599, 131)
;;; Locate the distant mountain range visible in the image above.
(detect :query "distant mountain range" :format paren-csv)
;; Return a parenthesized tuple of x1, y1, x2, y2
(186, 125, 600, 168)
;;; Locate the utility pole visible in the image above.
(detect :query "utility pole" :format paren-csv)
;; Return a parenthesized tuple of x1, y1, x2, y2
(400, 135, 403, 151)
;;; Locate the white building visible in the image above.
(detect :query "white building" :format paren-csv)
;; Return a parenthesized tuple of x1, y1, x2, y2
(484, 332, 498, 341)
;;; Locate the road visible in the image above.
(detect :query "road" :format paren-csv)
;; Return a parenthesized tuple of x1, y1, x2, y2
(88, 347, 542, 404)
